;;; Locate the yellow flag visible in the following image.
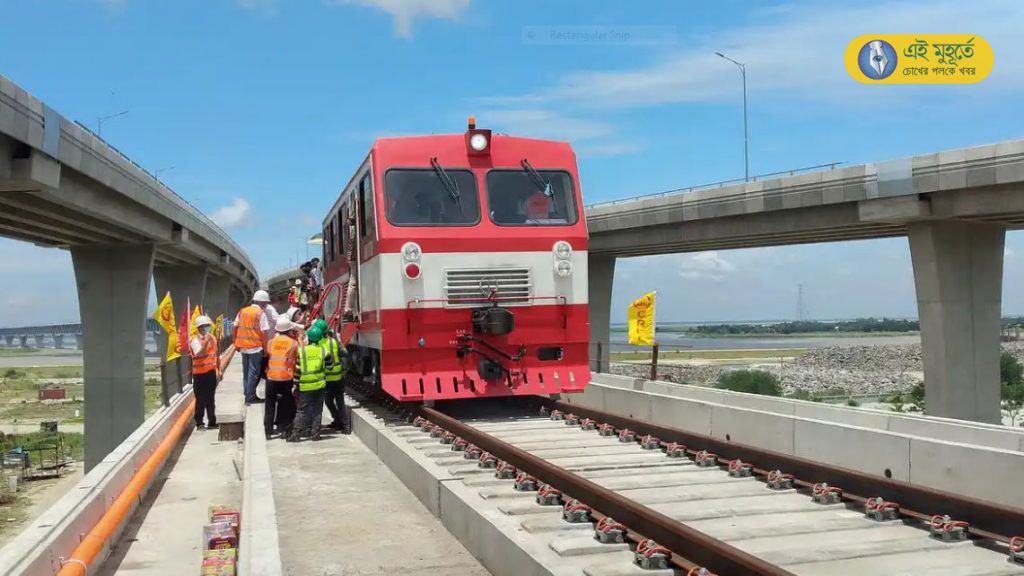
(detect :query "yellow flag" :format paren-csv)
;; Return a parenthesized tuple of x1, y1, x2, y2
(190, 305, 201, 339)
(213, 314, 224, 340)
(627, 291, 656, 346)
(152, 292, 181, 362)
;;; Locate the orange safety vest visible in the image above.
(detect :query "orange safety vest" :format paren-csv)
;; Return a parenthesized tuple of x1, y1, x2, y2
(193, 333, 219, 375)
(234, 304, 265, 350)
(266, 334, 298, 381)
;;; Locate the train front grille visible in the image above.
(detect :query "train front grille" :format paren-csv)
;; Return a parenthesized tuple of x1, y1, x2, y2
(444, 267, 532, 306)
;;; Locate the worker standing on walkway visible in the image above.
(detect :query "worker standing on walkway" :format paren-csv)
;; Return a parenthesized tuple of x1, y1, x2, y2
(316, 320, 348, 433)
(342, 216, 358, 321)
(288, 326, 333, 442)
(259, 293, 280, 393)
(265, 316, 299, 440)
(233, 290, 271, 404)
(191, 315, 220, 429)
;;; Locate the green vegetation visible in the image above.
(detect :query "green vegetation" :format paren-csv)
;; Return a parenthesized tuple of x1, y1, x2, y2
(0, 431, 84, 462)
(1001, 352, 1024, 425)
(0, 401, 83, 421)
(2, 366, 81, 380)
(716, 370, 782, 396)
(688, 318, 918, 336)
(0, 348, 41, 357)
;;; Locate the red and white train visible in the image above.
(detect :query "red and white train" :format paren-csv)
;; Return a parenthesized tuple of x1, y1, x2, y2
(317, 118, 590, 401)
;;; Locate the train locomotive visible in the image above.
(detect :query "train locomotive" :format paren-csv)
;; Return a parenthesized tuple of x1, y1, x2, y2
(316, 118, 590, 402)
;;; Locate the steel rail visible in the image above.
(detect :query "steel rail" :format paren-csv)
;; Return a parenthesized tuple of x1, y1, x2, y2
(398, 398, 794, 576)
(539, 398, 1024, 544)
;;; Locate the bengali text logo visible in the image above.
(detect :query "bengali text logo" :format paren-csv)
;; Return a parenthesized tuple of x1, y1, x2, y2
(845, 34, 993, 84)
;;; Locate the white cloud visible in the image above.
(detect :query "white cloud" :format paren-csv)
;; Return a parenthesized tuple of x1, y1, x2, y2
(331, 0, 471, 38)
(677, 251, 736, 281)
(210, 198, 252, 228)
(235, 0, 277, 14)
(481, 108, 644, 158)
(495, 0, 1024, 110)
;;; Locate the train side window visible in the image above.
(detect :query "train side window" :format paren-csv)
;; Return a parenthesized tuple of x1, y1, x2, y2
(337, 206, 346, 257)
(322, 225, 330, 263)
(329, 218, 337, 264)
(360, 173, 374, 240)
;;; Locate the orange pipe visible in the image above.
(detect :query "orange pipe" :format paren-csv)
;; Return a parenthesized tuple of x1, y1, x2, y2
(57, 348, 234, 575)
(56, 397, 195, 575)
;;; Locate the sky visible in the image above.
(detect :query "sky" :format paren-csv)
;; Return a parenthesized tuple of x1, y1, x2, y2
(1, 0, 1023, 325)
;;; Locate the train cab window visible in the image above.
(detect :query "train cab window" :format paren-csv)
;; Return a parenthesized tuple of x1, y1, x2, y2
(323, 225, 331, 263)
(359, 174, 375, 240)
(486, 169, 578, 226)
(337, 206, 346, 256)
(384, 168, 480, 226)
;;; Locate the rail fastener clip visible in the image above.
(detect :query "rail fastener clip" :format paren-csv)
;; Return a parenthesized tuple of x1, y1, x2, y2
(727, 459, 753, 478)
(594, 517, 627, 544)
(811, 483, 843, 505)
(536, 484, 563, 506)
(929, 515, 970, 542)
(864, 498, 900, 522)
(562, 499, 592, 523)
(634, 539, 672, 570)
(579, 417, 597, 430)
(495, 460, 517, 479)
(639, 435, 661, 450)
(513, 471, 539, 491)
(766, 470, 794, 490)
(695, 450, 718, 467)
(597, 423, 616, 436)
(665, 442, 688, 458)
(618, 428, 637, 443)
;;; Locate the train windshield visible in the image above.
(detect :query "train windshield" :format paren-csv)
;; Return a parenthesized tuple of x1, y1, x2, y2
(384, 168, 481, 226)
(486, 169, 578, 226)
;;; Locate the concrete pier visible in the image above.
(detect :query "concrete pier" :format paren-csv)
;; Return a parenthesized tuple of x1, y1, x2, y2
(908, 220, 1005, 423)
(72, 243, 156, 471)
(589, 255, 616, 372)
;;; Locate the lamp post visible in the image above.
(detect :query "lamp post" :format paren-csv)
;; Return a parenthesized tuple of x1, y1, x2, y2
(715, 52, 748, 181)
(97, 110, 128, 137)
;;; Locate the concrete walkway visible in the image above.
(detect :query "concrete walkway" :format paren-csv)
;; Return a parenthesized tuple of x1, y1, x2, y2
(265, 406, 488, 576)
(97, 358, 247, 575)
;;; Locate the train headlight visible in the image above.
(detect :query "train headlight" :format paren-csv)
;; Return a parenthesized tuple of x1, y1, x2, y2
(469, 133, 489, 152)
(553, 241, 572, 261)
(402, 242, 422, 261)
(555, 260, 573, 277)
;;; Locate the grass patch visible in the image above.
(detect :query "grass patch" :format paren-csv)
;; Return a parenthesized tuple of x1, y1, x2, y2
(0, 401, 83, 421)
(610, 348, 807, 362)
(1, 366, 82, 380)
(0, 348, 42, 357)
(0, 430, 84, 462)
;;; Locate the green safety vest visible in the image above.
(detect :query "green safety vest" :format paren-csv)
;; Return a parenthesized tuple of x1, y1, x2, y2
(297, 344, 327, 392)
(319, 337, 345, 383)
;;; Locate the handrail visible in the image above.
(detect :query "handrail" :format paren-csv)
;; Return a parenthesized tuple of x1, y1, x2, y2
(586, 162, 844, 209)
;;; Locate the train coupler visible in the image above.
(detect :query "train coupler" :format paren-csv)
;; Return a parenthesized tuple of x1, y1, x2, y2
(513, 471, 539, 491)
(452, 438, 469, 452)
(666, 442, 688, 458)
(536, 484, 563, 505)
(618, 429, 637, 443)
(929, 515, 969, 542)
(562, 499, 592, 523)
(727, 459, 753, 477)
(580, 418, 597, 431)
(440, 431, 456, 445)
(564, 413, 581, 425)
(597, 423, 616, 436)
(495, 460, 517, 479)
(634, 539, 671, 570)
(695, 450, 718, 467)
(594, 517, 627, 544)
(1009, 536, 1024, 563)
(478, 452, 498, 469)
(639, 435, 660, 450)
(766, 470, 794, 490)
(464, 444, 482, 459)
(811, 483, 843, 504)
(550, 409, 565, 421)
(864, 498, 900, 521)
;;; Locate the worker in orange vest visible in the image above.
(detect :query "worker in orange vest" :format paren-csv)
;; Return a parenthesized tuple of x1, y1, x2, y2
(265, 316, 299, 439)
(191, 315, 220, 429)
(233, 290, 271, 404)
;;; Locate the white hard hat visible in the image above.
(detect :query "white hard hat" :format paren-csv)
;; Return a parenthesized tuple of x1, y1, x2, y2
(294, 279, 303, 286)
(195, 315, 213, 328)
(253, 289, 271, 303)
(275, 316, 296, 332)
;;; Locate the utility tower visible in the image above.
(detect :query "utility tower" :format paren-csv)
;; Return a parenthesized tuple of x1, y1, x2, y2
(796, 284, 806, 322)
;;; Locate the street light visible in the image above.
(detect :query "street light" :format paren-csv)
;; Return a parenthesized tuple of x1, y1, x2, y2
(715, 51, 748, 181)
(155, 165, 176, 181)
(97, 110, 128, 137)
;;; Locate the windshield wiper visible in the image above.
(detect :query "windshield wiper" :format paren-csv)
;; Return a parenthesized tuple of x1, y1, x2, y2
(430, 157, 464, 215)
(521, 158, 553, 197)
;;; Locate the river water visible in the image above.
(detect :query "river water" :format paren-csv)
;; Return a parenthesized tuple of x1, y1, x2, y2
(608, 332, 920, 351)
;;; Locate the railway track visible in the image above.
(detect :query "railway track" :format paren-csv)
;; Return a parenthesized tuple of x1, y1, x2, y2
(351, 384, 1024, 576)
